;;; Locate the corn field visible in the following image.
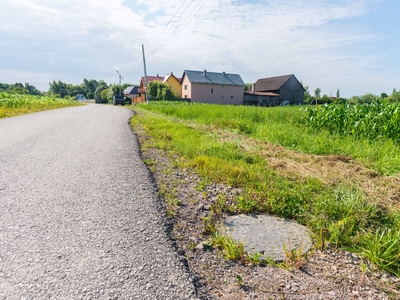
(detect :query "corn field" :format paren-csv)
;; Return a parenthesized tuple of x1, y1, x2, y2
(0, 92, 78, 108)
(304, 100, 400, 143)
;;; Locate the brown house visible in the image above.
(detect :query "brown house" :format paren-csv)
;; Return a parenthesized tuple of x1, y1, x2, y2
(136, 75, 165, 102)
(181, 70, 245, 105)
(245, 74, 305, 106)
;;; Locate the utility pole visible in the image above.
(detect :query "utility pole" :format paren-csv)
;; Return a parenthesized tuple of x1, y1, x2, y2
(142, 44, 149, 104)
(116, 70, 123, 95)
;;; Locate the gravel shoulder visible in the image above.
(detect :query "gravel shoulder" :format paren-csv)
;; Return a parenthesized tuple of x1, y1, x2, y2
(132, 116, 400, 300)
(0, 105, 197, 299)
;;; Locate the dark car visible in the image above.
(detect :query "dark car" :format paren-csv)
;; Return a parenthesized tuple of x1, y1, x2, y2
(113, 95, 125, 106)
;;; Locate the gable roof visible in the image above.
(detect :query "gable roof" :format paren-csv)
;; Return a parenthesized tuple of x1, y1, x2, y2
(255, 74, 295, 92)
(140, 75, 165, 88)
(182, 70, 245, 86)
(123, 86, 139, 95)
(163, 73, 180, 84)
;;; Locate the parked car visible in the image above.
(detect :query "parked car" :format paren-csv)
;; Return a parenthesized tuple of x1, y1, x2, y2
(113, 95, 125, 105)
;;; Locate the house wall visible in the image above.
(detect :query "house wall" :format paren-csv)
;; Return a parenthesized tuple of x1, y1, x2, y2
(280, 76, 304, 104)
(165, 77, 182, 97)
(182, 77, 243, 105)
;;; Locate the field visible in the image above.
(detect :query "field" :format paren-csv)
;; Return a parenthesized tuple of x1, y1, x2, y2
(0, 92, 82, 118)
(131, 101, 400, 279)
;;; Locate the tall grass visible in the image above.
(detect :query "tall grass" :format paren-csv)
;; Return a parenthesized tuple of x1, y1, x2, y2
(137, 102, 400, 176)
(0, 92, 81, 118)
(132, 104, 400, 277)
(304, 100, 400, 143)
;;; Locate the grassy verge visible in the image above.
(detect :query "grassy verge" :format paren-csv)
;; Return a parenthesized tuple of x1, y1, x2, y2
(0, 93, 82, 118)
(130, 104, 400, 277)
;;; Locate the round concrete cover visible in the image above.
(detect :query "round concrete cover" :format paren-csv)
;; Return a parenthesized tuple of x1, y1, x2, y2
(223, 214, 313, 261)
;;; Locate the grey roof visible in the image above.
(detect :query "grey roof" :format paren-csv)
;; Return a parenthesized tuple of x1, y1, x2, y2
(123, 86, 139, 95)
(255, 74, 293, 92)
(183, 70, 245, 86)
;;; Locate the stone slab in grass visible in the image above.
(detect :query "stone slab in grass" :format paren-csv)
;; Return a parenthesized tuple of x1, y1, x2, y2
(223, 214, 313, 261)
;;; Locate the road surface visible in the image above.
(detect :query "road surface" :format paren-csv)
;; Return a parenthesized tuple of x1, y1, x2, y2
(0, 105, 197, 299)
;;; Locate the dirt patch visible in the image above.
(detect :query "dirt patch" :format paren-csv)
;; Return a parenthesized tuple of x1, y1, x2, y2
(133, 122, 400, 299)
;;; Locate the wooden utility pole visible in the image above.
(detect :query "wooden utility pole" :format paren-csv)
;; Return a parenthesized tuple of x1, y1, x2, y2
(142, 44, 149, 104)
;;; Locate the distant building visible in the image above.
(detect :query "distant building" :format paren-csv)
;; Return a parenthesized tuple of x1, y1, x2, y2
(163, 72, 182, 97)
(245, 74, 305, 106)
(123, 86, 139, 100)
(76, 94, 87, 101)
(181, 70, 245, 105)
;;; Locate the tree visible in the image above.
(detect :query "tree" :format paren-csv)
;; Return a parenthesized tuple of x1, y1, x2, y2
(300, 81, 312, 103)
(336, 89, 340, 99)
(148, 81, 178, 100)
(244, 83, 252, 91)
(314, 87, 321, 99)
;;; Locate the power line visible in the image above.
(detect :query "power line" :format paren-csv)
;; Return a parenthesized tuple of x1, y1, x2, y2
(146, 0, 189, 51)
(147, 0, 197, 56)
(149, 0, 207, 58)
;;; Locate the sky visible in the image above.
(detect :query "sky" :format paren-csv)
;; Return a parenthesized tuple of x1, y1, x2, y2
(0, 0, 399, 97)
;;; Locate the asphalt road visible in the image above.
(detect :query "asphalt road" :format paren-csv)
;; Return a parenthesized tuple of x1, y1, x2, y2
(0, 105, 197, 299)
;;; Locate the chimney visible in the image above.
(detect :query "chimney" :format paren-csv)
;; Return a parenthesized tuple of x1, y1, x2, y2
(222, 71, 225, 76)
(252, 84, 255, 93)
(171, 72, 173, 75)
(157, 74, 159, 77)
(203, 70, 207, 76)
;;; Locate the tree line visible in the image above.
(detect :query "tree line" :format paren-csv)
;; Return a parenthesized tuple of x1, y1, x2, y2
(0, 79, 136, 103)
(2, 79, 400, 105)
(301, 84, 400, 105)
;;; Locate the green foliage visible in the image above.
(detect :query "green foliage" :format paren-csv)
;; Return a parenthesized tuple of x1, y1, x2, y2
(0, 92, 81, 118)
(212, 233, 245, 260)
(0, 82, 42, 95)
(314, 87, 321, 99)
(311, 188, 381, 247)
(304, 100, 400, 144)
(356, 228, 400, 276)
(148, 81, 179, 100)
(244, 83, 252, 91)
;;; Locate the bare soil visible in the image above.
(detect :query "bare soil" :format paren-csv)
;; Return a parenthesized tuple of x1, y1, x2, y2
(133, 122, 400, 300)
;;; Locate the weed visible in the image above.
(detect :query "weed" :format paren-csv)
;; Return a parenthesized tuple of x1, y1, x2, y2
(246, 252, 264, 265)
(236, 274, 243, 286)
(212, 233, 245, 261)
(356, 228, 400, 277)
(282, 242, 305, 270)
(188, 241, 195, 251)
(360, 261, 368, 284)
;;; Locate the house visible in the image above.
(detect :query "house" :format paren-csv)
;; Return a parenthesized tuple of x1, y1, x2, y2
(137, 74, 165, 102)
(123, 86, 139, 100)
(76, 94, 87, 101)
(163, 72, 182, 97)
(181, 70, 245, 105)
(245, 74, 305, 106)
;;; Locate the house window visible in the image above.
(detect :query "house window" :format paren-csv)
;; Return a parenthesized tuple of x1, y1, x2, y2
(184, 95, 188, 98)
(231, 96, 233, 99)
(221, 95, 224, 98)
(211, 88, 213, 94)
(184, 85, 187, 90)
(221, 85, 224, 88)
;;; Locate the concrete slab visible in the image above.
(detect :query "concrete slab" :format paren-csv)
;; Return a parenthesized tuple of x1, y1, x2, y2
(222, 214, 313, 261)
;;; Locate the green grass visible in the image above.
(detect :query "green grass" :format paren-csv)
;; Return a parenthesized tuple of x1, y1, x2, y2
(137, 102, 400, 176)
(0, 92, 82, 118)
(131, 103, 400, 277)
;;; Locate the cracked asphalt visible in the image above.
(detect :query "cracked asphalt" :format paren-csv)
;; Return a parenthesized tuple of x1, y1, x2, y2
(0, 104, 198, 299)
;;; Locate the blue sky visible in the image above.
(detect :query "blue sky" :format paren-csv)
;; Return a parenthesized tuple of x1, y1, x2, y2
(0, 0, 399, 97)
